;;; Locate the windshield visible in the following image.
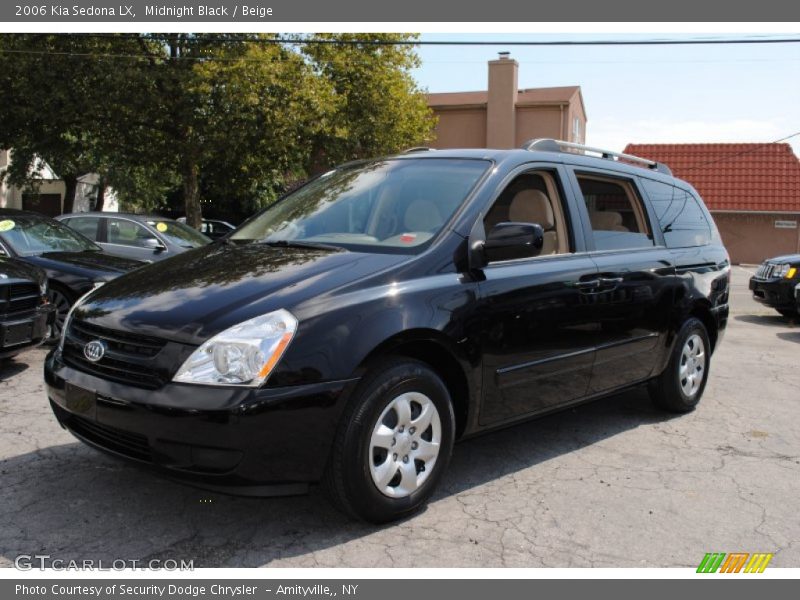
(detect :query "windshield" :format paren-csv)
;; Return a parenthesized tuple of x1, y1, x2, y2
(0, 214, 100, 256)
(146, 219, 211, 248)
(231, 158, 491, 253)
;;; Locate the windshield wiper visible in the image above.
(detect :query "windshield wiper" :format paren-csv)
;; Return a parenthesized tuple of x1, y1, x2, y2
(259, 239, 344, 252)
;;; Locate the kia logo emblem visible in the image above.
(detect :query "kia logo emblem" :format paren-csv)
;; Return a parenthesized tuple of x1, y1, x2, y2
(83, 340, 107, 362)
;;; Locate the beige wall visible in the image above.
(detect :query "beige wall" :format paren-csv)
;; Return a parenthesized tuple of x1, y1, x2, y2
(430, 108, 487, 149)
(514, 106, 565, 147)
(713, 212, 800, 264)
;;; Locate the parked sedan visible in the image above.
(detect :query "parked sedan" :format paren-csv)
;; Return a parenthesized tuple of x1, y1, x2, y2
(0, 209, 144, 335)
(749, 254, 800, 318)
(0, 257, 55, 359)
(57, 212, 211, 263)
(177, 217, 236, 240)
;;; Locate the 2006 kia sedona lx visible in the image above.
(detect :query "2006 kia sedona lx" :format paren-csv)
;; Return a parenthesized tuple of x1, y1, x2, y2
(45, 140, 730, 522)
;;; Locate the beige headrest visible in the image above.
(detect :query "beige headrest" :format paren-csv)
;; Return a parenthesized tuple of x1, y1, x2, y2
(404, 199, 443, 231)
(508, 189, 554, 229)
(589, 211, 623, 230)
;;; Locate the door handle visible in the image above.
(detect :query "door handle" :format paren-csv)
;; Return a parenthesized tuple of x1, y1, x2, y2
(599, 277, 624, 286)
(575, 279, 601, 290)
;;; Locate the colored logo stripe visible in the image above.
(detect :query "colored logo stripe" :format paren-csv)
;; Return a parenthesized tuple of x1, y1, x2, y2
(743, 553, 773, 573)
(697, 552, 773, 573)
(697, 553, 726, 573)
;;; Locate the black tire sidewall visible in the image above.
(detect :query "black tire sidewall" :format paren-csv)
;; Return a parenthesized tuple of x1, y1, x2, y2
(339, 360, 455, 523)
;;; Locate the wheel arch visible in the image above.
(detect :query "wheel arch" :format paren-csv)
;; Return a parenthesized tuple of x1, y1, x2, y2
(356, 329, 475, 439)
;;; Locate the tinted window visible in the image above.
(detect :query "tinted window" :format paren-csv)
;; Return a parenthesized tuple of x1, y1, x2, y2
(576, 175, 654, 251)
(232, 158, 491, 254)
(107, 218, 159, 248)
(641, 179, 712, 248)
(63, 216, 101, 241)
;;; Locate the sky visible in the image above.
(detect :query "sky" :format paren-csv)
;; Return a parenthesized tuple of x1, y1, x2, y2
(412, 33, 800, 155)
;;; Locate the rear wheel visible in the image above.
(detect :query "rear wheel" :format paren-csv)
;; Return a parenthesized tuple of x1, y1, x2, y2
(777, 309, 798, 319)
(649, 318, 711, 413)
(323, 358, 455, 523)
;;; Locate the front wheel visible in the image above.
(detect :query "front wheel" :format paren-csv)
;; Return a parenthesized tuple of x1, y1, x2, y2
(649, 318, 711, 413)
(323, 358, 455, 523)
(47, 285, 73, 340)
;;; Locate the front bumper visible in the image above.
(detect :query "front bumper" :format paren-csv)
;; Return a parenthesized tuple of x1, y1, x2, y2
(749, 276, 798, 310)
(45, 349, 358, 494)
(0, 304, 55, 358)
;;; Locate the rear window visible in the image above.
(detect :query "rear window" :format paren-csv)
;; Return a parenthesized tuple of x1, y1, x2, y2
(641, 179, 712, 248)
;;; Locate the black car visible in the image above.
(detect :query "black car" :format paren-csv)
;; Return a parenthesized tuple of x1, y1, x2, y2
(0, 258, 55, 360)
(57, 212, 211, 263)
(749, 254, 800, 318)
(45, 140, 730, 522)
(0, 209, 144, 335)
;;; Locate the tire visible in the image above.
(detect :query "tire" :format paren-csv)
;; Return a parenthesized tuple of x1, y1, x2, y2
(777, 309, 798, 319)
(47, 284, 73, 340)
(323, 357, 455, 523)
(649, 317, 711, 413)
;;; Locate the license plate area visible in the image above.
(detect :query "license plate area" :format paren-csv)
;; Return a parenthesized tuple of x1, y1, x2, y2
(65, 383, 97, 419)
(1, 320, 34, 347)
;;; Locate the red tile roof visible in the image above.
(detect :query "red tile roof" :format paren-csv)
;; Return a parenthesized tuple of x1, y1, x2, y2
(623, 143, 800, 213)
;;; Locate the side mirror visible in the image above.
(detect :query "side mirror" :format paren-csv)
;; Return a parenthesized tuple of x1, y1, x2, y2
(143, 238, 167, 252)
(481, 222, 544, 265)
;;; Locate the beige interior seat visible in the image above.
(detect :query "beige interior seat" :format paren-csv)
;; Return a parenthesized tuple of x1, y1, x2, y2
(508, 189, 558, 255)
(404, 199, 443, 232)
(589, 211, 629, 232)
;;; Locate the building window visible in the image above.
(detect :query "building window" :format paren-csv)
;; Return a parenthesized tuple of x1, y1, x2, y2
(573, 117, 582, 143)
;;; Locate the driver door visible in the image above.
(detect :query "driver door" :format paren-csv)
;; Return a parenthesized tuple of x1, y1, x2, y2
(477, 166, 601, 426)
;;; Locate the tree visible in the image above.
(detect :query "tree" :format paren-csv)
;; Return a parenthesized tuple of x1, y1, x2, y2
(301, 33, 436, 170)
(0, 34, 436, 225)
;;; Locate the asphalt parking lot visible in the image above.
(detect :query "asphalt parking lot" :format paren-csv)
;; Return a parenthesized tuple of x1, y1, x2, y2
(1, 266, 798, 568)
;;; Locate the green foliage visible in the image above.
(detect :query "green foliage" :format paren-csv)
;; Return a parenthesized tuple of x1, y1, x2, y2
(0, 33, 435, 223)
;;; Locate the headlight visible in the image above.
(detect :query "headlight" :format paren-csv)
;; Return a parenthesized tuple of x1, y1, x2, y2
(173, 309, 298, 387)
(774, 263, 791, 278)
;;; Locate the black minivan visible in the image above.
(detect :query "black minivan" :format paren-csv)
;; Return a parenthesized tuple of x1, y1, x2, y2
(45, 140, 730, 522)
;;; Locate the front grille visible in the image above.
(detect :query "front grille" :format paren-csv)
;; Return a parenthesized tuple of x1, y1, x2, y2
(66, 414, 152, 462)
(755, 262, 777, 279)
(0, 283, 40, 315)
(62, 320, 168, 389)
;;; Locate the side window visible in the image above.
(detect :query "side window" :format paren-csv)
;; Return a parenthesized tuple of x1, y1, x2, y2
(483, 170, 571, 261)
(63, 216, 100, 241)
(576, 174, 654, 251)
(641, 179, 712, 248)
(107, 218, 158, 248)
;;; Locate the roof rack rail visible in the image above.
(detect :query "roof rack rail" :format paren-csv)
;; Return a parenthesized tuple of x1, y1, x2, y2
(521, 138, 672, 175)
(403, 146, 435, 153)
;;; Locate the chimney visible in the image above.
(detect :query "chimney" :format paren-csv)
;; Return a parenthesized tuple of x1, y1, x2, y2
(486, 52, 518, 149)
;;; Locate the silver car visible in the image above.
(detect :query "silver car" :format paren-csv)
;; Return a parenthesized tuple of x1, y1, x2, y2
(57, 213, 211, 263)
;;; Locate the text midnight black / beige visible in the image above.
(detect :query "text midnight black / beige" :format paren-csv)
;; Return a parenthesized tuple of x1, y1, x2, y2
(146, 4, 274, 17)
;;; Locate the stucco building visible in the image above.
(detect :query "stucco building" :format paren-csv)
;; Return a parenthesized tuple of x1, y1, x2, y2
(624, 143, 800, 264)
(427, 53, 587, 149)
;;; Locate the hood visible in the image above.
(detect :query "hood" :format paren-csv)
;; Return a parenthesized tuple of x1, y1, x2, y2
(75, 242, 410, 344)
(0, 257, 45, 286)
(24, 251, 144, 279)
(766, 253, 800, 265)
